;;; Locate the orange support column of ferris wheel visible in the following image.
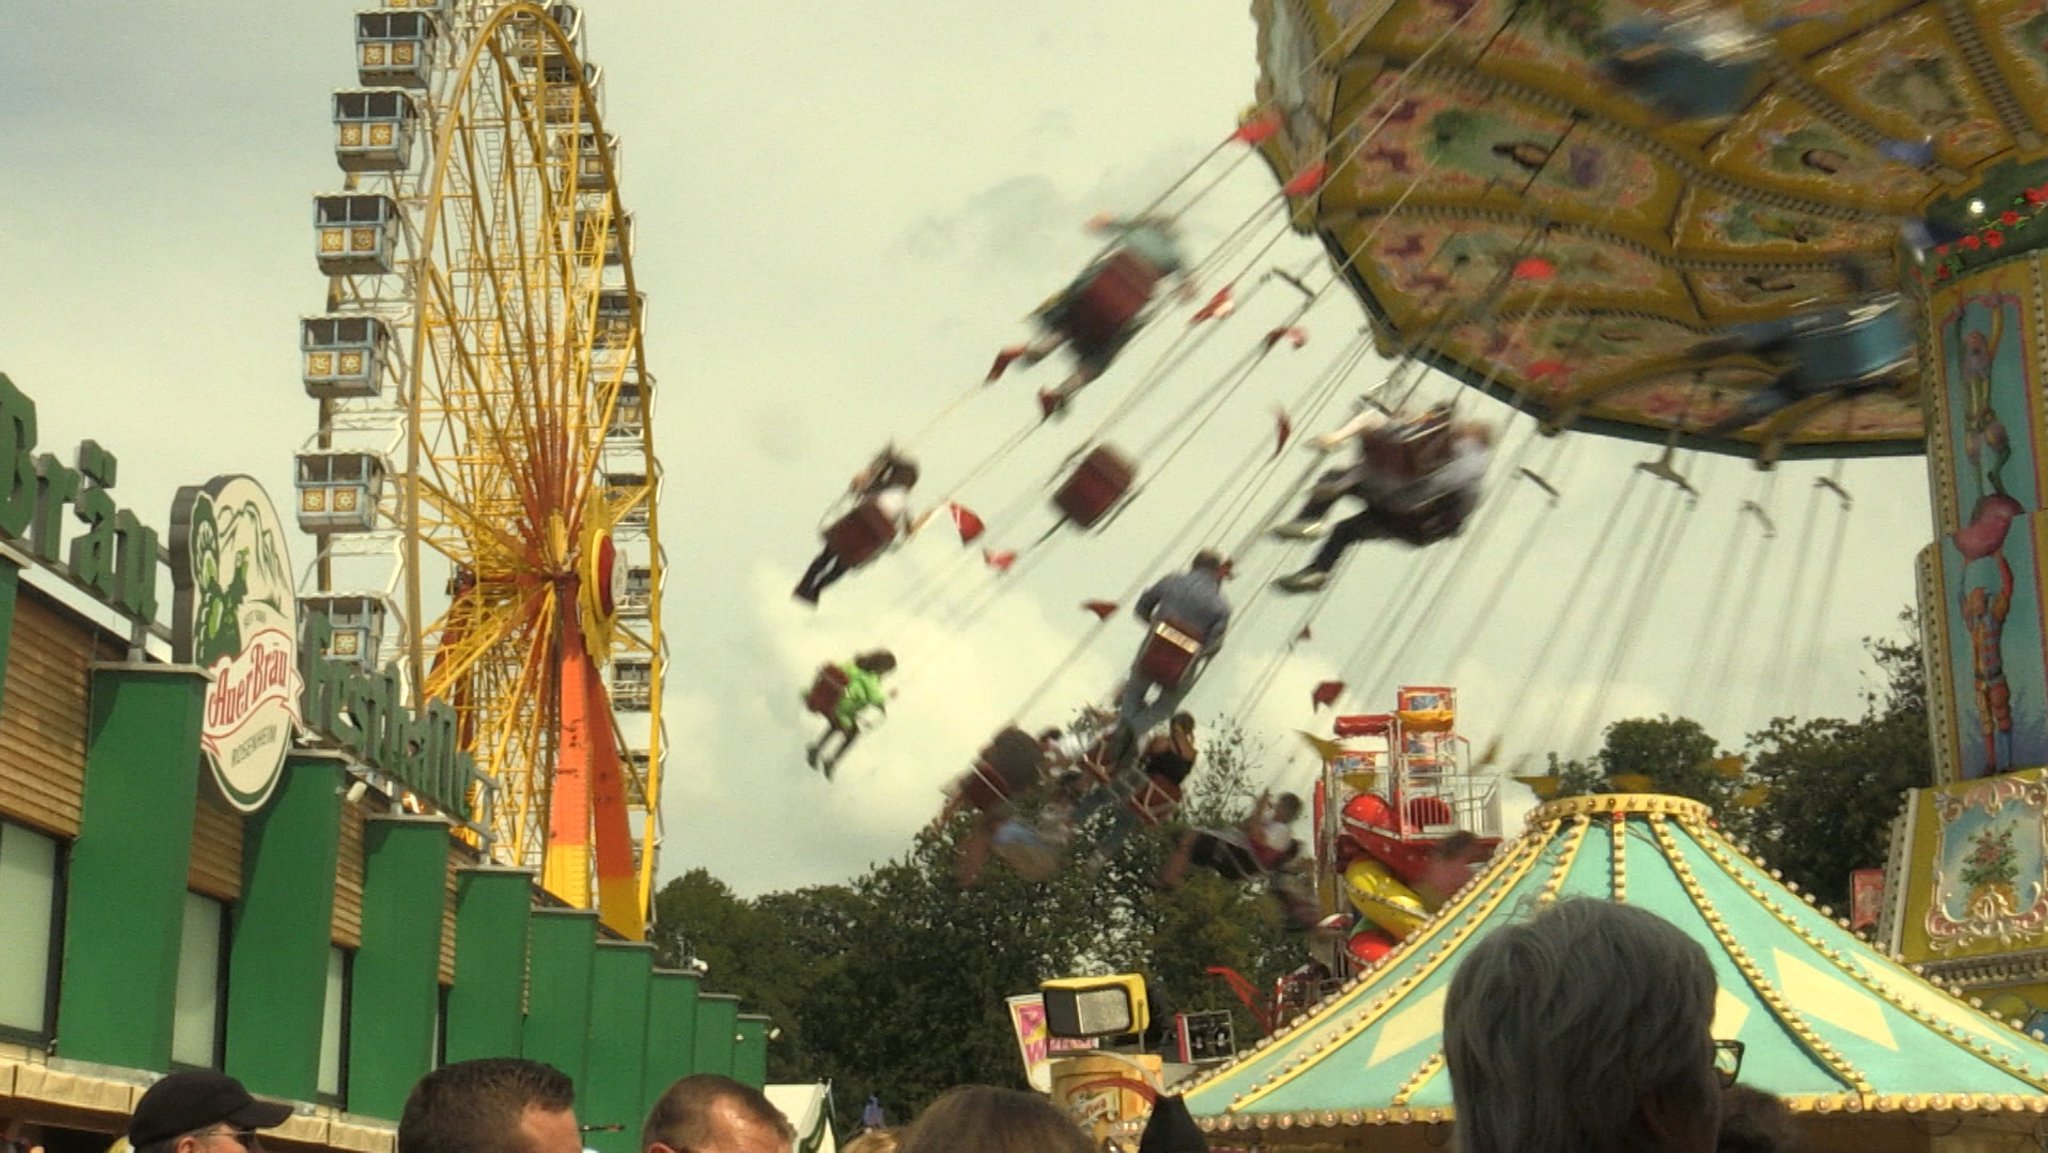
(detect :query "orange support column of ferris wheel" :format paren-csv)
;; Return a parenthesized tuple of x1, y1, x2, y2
(306, 2, 665, 940)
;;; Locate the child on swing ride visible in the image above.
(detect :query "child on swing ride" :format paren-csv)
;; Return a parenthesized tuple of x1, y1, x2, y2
(1271, 404, 1496, 593)
(803, 649, 898, 777)
(794, 447, 930, 605)
(987, 213, 1195, 419)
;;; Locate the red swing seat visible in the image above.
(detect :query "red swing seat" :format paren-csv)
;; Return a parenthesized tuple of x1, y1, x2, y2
(1125, 775, 1184, 827)
(1053, 445, 1136, 528)
(804, 664, 850, 717)
(1361, 411, 1454, 482)
(1136, 616, 1206, 688)
(823, 498, 899, 567)
(1051, 250, 1161, 352)
(956, 727, 1044, 813)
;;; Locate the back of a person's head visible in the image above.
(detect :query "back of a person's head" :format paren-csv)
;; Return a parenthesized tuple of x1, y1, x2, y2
(899, 1087, 1093, 1153)
(840, 1131, 900, 1153)
(1444, 899, 1718, 1153)
(399, 1058, 574, 1153)
(1191, 549, 1226, 574)
(1273, 792, 1304, 821)
(643, 1075, 793, 1153)
(855, 650, 897, 674)
(1717, 1086, 1796, 1153)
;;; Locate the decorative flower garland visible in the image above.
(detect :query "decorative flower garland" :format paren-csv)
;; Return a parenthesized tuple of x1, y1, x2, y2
(1921, 182, 2048, 283)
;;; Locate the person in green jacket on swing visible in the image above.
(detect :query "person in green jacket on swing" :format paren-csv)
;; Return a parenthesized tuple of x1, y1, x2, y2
(805, 650, 898, 778)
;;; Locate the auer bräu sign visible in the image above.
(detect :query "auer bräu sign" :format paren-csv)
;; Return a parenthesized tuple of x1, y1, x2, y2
(297, 610, 484, 825)
(0, 374, 160, 623)
(170, 476, 305, 813)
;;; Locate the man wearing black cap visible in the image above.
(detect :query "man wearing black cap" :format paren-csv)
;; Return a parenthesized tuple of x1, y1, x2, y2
(128, 1070, 293, 1153)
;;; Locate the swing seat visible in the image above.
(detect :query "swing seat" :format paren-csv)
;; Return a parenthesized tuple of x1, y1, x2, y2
(804, 664, 849, 717)
(1378, 489, 1474, 547)
(1053, 445, 1137, 527)
(1049, 249, 1161, 352)
(1136, 617, 1207, 688)
(957, 727, 1044, 813)
(1405, 795, 1455, 829)
(1361, 412, 1454, 483)
(1126, 774, 1184, 826)
(1605, 12, 1766, 120)
(1785, 298, 1914, 390)
(824, 498, 899, 567)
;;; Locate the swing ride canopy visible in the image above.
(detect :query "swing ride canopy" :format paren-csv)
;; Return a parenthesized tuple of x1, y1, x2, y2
(1175, 795, 2048, 1146)
(1250, 0, 2048, 459)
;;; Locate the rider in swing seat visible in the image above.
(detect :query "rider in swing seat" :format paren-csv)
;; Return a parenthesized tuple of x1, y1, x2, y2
(795, 449, 929, 605)
(1074, 711, 1199, 869)
(933, 725, 1051, 888)
(1106, 550, 1232, 769)
(987, 213, 1194, 419)
(1693, 260, 1916, 437)
(804, 649, 897, 777)
(1272, 406, 1495, 593)
(1156, 790, 1304, 890)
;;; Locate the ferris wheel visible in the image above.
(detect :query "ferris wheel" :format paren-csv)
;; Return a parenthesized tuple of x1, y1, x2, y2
(294, 0, 666, 940)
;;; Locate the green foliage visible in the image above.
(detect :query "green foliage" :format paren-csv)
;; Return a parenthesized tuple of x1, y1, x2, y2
(648, 718, 1305, 1126)
(1741, 611, 1932, 909)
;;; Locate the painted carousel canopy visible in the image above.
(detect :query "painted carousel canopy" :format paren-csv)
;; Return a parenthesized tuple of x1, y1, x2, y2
(1251, 0, 2048, 458)
(1178, 794, 2048, 1142)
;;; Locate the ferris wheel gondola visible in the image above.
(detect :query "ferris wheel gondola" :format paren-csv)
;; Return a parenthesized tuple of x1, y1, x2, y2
(294, 0, 666, 939)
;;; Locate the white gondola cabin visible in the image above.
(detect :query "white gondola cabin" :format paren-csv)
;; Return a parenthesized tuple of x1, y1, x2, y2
(508, 3, 582, 67)
(540, 61, 602, 127)
(612, 658, 653, 711)
(304, 594, 393, 670)
(333, 89, 419, 173)
(605, 373, 648, 438)
(618, 565, 654, 616)
(301, 314, 392, 399)
(604, 472, 650, 527)
(314, 194, 401, 276)
(593, 289, 641, 352)
(295, 451, 386, 534)
(355, 11, 437, 89)
(566, 131, 616, 192)
(575, 210, 631, 266)
(622, 748, 652, 804)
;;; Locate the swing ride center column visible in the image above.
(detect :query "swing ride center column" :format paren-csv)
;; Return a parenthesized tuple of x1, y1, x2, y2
(1915, 213, 2048, 784)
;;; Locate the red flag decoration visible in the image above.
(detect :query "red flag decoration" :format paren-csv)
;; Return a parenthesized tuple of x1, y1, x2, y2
(1512, 257, 1556, 281)
(1082, 599, 1119, 620)
(1190, 285, 1236, 325)
(1312, 680, 1345, 710)
(1265, 326, 1309, 350)
(1296, 625, 1313, 643)
(1282, 162, 1327, 198)
(1274, 408, 1294, 458)
(948, 502, 986, 544)
(1231, 111, 1281, 144)
(984, 548, 1017, 573)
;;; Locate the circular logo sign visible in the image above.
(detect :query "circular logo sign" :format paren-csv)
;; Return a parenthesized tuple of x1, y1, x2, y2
(170, 476, 303, 812)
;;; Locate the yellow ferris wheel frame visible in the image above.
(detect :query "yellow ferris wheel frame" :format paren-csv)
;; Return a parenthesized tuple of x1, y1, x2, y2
(399, 2, 665, 938)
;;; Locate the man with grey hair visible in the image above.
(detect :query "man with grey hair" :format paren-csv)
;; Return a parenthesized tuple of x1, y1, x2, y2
(1443, 899, 1731, 1153)
(1108, 550, 1231, 767)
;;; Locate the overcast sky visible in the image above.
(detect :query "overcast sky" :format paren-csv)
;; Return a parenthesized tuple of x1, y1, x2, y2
(0, 3, 1934, 897)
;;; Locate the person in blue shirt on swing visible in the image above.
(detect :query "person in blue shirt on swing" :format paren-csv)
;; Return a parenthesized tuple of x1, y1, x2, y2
(1104, 550, 1232, 769)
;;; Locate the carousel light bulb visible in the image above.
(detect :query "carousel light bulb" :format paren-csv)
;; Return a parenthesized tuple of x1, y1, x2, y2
(1970, 198, 1987, 215)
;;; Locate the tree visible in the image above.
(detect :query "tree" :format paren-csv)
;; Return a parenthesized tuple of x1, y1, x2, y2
(1539, 716, 1741, 809)
(1742, 612, 1932, 909)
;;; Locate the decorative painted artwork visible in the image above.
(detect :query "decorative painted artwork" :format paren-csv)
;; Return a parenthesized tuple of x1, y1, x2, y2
(1926, 774, 2048, 950)
(1711, 91, 1930, 207)
(1688, 265, 1865, 318)
(1807, 10, 2009, 166)
(1933, 278, 2042, 519)
(1938, 519, 2048, 780)
(1992, 1, 2048, 93)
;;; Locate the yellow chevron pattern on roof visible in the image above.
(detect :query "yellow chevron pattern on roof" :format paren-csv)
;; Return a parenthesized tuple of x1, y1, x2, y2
(1178, 795, 2048, 1145)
